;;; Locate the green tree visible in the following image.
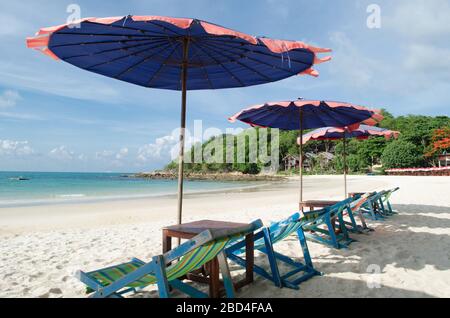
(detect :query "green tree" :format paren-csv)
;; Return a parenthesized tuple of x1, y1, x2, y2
(381, 140, 423, 169)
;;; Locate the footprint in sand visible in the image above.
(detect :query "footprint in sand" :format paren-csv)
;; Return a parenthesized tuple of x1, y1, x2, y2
(61, 276, 71, 282)
(49, 288, 63, 295)
(395, 250, 410, 260)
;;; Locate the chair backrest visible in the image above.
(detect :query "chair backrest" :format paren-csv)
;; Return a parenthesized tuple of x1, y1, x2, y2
(382, 187, 399, 202)
(268, 212, 305, 244)
(268, 198, 354, 244)
(349, 193, 371, 211)
(303, 197, 355, 220)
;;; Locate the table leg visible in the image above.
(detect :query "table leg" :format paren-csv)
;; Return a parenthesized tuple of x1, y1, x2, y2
(162, 230, 172, 254)
(245, 233, 254, 284)
(209, 258, 220, 298)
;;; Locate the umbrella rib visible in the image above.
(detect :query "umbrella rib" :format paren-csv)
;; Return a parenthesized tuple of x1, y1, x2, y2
(201, 41, 299, 75)
(203, 38, 315, 66)
(84, 42, 172, 71)
(199, 42, 272, 81)
(313, 104, 342, 128)
(53, 31, 168, 39)
(147, 42, 182, 87)
(250, 108, 284, 128)
(50, 37, 158, 49)
(62, 38, 168, 60)
(143, 20, 184, 36)
(333, 107, 371, 126)
(190, 41, 214, 89)
(82, 20, 179, 37)
(306, 105, 326, 128)
(114, 43, 175, 79)
(191, 42, 246, 87)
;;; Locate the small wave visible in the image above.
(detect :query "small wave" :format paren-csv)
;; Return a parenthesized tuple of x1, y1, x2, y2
(57, 194, 86, 198)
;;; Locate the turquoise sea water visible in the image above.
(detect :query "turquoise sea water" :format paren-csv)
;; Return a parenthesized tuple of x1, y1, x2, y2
(0, 172, 257, 207)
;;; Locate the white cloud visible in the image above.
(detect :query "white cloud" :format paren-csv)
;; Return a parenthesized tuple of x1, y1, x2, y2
(0, 112, 42, 121)
(385, 0, 450, 40)
(94, 148, 129, 169)
(328, 29, 450, 95)
(137, 130, 202, 163)
(137, 135, 179, 162)
(0, 90, 21, 108)
(49, 146, 75, 161)
(328, 31, 379, 87)
(404, 44, 450, 77)
(0, 139, 34, 156)
(95, 150, 115, 160)
(116, 148, 129, 160)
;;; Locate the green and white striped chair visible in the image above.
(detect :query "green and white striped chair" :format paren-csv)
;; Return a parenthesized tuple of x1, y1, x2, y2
(76, 220, 262, 298)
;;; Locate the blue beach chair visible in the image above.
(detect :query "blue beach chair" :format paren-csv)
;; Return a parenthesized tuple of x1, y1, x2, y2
(76, 221, 261, 298)
(226, 211, 334, 290)
(302, 197, 357, 249)
(340, 193, 375, 233)
(379, 187, 400, 216)
(360, 190, 396, 221)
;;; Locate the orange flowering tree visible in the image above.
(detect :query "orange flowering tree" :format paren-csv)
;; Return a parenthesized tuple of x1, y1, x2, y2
(425, 127, 450, 158)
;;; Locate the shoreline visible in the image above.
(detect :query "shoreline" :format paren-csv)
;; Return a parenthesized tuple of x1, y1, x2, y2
(1, 175, 449, 298)
(0, 180, 279, 209)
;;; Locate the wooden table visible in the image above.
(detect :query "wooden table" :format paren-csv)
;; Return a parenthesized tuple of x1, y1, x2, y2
(300, 200, 340, 212)
(162, 220, 254, 298)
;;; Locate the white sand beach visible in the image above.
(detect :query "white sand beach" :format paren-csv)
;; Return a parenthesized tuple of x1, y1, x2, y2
(0, 175, 449, 298)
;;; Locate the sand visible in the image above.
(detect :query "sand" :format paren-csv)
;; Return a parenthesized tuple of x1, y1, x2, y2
(0, 175, 449, 298)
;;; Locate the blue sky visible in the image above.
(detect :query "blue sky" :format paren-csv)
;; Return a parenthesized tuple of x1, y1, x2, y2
(0, 0, 449, 172)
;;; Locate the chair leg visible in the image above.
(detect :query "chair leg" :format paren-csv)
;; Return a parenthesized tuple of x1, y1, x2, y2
(357, 209, 374, 231)
(217, 251, 235, 298)
(262, 228, 283, 288)
(325, 217, 340, 249)
(387, 200, 397, 214)
(337, 213, 354, 245)
(365, 201, 380, 220)
(153, 255, 170, 298)
(345, 206, 360, 233)
(379, 199, 388, 216)
(296, 228, 313, 269)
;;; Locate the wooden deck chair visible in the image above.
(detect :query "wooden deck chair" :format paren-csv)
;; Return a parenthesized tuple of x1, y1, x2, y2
(226, 211, 330, 290)
(302, 197, 357, 249)
(360, 191, 390, 221)
(76, 221, 261, 298)
(379, 187, 400, 216)
(340, 193, 375, 233)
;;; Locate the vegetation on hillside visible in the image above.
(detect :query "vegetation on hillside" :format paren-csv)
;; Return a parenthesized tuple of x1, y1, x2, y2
(164, 111, 450, 175)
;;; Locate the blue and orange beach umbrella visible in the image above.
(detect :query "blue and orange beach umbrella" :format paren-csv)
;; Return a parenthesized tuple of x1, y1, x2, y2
(230, 100, 383, 204)
(300, 125, 400, 197)
(26, 15, 332, 226)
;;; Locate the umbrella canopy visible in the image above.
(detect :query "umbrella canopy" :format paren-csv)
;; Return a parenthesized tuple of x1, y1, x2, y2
(229, 99, 383, 205)
(27, 15, 332, 227)
(229, 100, 382, 130)
(299, 125, 399, 197)
(300, 125, 400, 144)
(26, 16, 331, 90)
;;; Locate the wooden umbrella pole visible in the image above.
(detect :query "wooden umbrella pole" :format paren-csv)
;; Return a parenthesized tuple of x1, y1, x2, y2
(343, 133, 348, 199)
(177, 38, 190, 241)
(299, 109, 304, 208)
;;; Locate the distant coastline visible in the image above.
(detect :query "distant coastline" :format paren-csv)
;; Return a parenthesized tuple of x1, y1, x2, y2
(133, 171, 286, 181)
